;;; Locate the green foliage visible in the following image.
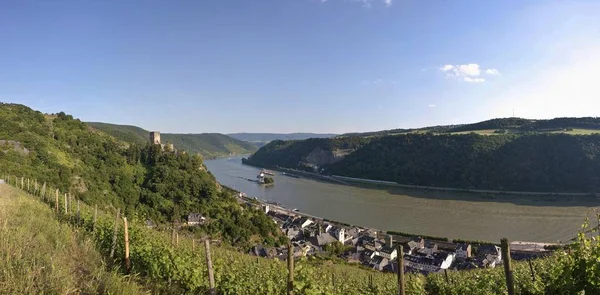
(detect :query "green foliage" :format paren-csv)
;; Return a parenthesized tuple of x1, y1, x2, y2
(244, 137, 371, 171)
(328, 133, 600, 192)
(264, 176, 275, 184)
(88, 122, 257, 158)
(0, 103, 281, 247)
(161, 133, 257, 158)
(87, 122, 149, 145)
(247, 129, 600, 193)
(0, 185, 146, 294)
(323, 241, 352, 256)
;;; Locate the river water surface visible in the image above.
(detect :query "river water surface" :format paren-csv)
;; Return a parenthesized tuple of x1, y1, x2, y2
(205, 156, 599, 243)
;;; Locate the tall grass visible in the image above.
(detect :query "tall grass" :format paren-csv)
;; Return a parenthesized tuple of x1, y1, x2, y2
(0, 185, 147, 294)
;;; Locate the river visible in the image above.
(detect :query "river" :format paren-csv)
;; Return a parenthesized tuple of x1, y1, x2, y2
(205, 156, 599, 243)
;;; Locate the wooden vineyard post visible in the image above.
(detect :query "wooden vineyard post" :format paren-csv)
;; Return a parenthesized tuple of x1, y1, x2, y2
(176, 232, 179, 247)
(21, 177, 24, 189)
(172, 227, 177, 246)
(55, 189, 59, 212)
(192, 239, 195, 251)
(110, 209, 121, 259)
(397, 245, 405, 295)
(123, 217, 130, 272)
(93, 205, 98, 232)
(287, 243, 294, 295)
(501, 238, 515, 295)
(528, 259, 536, 282)
(64, 193, 68, 214)
(42, 183, 46, 200)
(204, 239, 216, 295)
(77, 199, 80, 224)
(27, 178, 30, 192)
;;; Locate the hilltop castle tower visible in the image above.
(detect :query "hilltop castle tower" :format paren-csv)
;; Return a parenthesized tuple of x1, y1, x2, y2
(149, 132, 161, 145)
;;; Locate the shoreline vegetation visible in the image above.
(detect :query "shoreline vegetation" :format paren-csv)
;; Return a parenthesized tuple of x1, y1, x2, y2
(241, 160, 600, 198)
(244, 130, 600, 194)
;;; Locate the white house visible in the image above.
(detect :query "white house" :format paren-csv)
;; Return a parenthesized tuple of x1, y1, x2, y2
(331, 227, 345, 243)
(478, 245, 502, 268)
(378, 246, 398, 260)
(294, 217, 313, 229)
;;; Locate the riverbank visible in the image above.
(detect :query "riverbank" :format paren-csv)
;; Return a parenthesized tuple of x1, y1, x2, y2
(241, 160, 600, 197)
(331, 175, 600, 197)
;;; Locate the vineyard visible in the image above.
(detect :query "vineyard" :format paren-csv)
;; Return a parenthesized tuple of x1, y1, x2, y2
(3, 176, 600, 295)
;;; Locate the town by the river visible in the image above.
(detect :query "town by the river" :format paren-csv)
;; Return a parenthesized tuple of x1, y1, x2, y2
(205, 156, 599, 243)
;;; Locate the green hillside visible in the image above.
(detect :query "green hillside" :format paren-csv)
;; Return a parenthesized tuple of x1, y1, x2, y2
(246, 124, 600, 193)
(243, 137, 371, 171)
(161, 133, 257, 158)
(86, 122, 149, 145)
(87, 122, 257, 158)
(0, 103, 281, 248)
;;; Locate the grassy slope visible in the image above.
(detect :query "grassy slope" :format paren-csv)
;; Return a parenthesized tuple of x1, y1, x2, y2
(87, 122, 257, 157)
(0, 184, 146, 294)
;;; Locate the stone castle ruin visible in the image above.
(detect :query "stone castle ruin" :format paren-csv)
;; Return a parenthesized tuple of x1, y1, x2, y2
(149, 131, 161, 145)
(149, 131, 175, 152)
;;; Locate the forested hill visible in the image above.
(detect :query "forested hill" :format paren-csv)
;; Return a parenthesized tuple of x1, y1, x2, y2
(0, 103, 283, 248)
(87, 122, 257, 158)
(245, 132, 600, 193)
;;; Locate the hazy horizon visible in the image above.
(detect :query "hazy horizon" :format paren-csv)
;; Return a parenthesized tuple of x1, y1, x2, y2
(2, 0, 599, 133)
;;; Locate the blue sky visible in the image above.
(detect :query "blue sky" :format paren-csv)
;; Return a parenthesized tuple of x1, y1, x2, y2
(1, 0, 599, 133)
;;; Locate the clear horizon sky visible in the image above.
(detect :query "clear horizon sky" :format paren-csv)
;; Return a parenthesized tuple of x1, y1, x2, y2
(1, 0, 599, 134)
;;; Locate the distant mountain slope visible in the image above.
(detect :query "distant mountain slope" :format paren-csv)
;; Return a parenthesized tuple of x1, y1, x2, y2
(87, 122, 256, 158)
(228, 133, 337, 147)
(160, 133, 257, 157)
(86, 122, 148, 145)
(342, 117, 600, 138)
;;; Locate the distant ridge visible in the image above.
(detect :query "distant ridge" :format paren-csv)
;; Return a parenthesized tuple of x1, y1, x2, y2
(228, 133, 337, 147)
(87, 122, 257, 158)
(341, 117, 600, 137)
